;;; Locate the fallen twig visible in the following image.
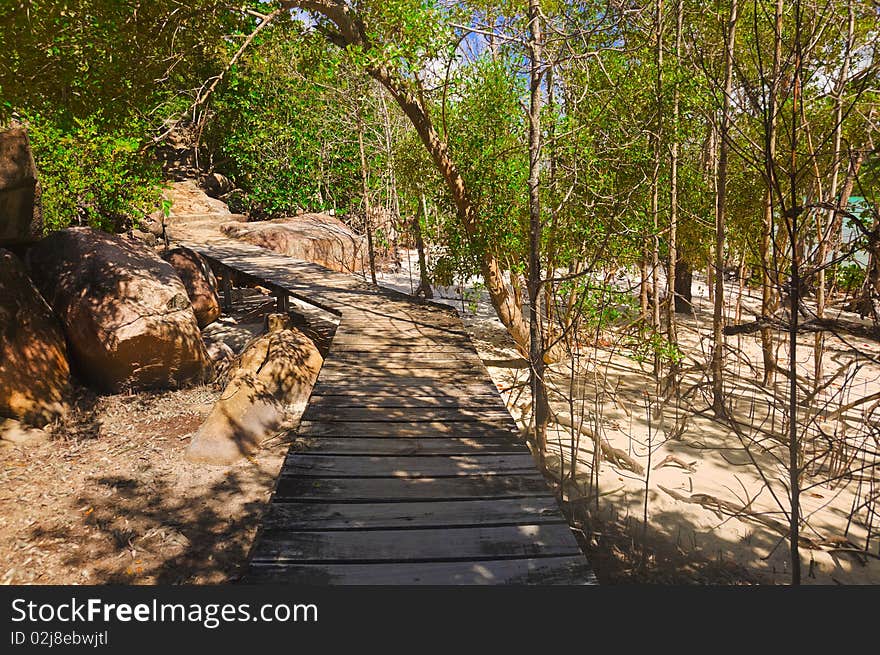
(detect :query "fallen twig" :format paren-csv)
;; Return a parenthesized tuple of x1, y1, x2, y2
(658, 484, 821, 548)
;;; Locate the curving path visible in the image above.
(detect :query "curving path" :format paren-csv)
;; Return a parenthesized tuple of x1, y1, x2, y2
(180, 238, 595, 585)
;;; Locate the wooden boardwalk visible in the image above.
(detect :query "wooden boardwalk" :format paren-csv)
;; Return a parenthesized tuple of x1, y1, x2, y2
(182, 238, 595, 585)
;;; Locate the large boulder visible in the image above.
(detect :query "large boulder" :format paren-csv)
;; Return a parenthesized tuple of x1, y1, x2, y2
(0, 249, 69, 425)
(162, 246, 221, 327)
(27, 227, 208, 393)
(186, 314, 323, 465)
(0, 127, 42, 245)
(220, 214, 368, 274)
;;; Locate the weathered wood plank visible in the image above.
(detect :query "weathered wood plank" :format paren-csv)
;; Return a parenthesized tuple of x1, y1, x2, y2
(319, 356, 484, 368)
(307, 383, 502, 397)
(330, 343, 463, 352)
(315, 370, 489, 381)
(305, 395, 505, 410)
(315, 370, 490, 385)
(249, 524, 581, 563)
(298, 420, 517, 438)
(245, 556, 596, 585)
(285, 454, 537, 478)
(324, 352, 482, 365)
(262, 497, 563, 530)
(320, 358, 485, 370)
(288, 436, 526, 456)
(274, 474, 551, 501)
(301, 406, 515, 423)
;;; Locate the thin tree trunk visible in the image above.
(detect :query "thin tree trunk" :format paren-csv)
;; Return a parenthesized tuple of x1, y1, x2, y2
(674, 258, 693, 313)
(712, 0, 738, 416)
(761, 187, 778, 384)
(651, 0, 665, 377)
(761, 0, 784, 386)
(787, 0, 804, 586)
(527, 0, 549, 456)
(414, 194, 433, 299)
(815, 2, 855, 389)
(831, 148, 866, 295)
(357, 113, 378, 285)
(667, 0, 682, 349)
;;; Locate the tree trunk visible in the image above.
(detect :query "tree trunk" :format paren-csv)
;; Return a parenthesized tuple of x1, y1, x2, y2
(712, 0, 738, 416)
(787, 0, 804, 587)
(815, 1, 855, 388)
(761, 0, 783, 386)
(527, 0, 549, 456)
(414, 194, 433, 299)
(651, 0, 665, 377)
(356, 113, 378, 285)
(667, 0, 682, 347)
(760, 188, 778, 385)
(674, 258, 693, 314)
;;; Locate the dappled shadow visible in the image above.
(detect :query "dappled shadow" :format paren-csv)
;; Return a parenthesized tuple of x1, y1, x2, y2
(27, 461, 280, 584)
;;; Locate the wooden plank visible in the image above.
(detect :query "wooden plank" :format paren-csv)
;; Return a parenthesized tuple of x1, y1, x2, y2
(274, 474, 551, 501)
(262, 497, 563, 530)
(298, 420, 516, 438)
(330, 343, 464, 352)
(246, 556, 596, 584)
(315, 369, 489, 384)
(285, 454, 537, 478)
(305, 395, 505, 410)
(339, 321, 465, 333)
(249, 523, 581, 563)
(288, 437, 526, 456)
(309, 384, 501, 396)
(326, 350, 481, 362)
(321, 358, 485, 369)
(320, 358, 481, 369)
(333, 328, 469, 341)
(301, 406, 515, 423)
(307, 382, 500, 397)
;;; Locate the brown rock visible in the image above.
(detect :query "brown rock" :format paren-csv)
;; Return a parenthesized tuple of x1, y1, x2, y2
(128, 229, 158, 248)
(0, 127, 42, 246)
(162, 246, 221, 327)
(26, 227, 208, 393)
(164, 180, 231, 218)
(220, 214, 369, 274)
(186, 315, 322, 465)
(0, 248, 69, 424)
(203, 172, 233, 198)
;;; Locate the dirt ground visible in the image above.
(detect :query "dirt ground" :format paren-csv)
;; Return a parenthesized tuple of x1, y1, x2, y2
(0, 385, 288, 585)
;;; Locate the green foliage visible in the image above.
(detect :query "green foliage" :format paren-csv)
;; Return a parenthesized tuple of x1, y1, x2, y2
(629, 331, 685, 367)
(560, 278, 637, 333)
(0, 1, 251, 233)
(834, 262, 866, 295)
(445, 56, 528, 270)
(205, 20, 364, 217)
(26, 113, 164, 232)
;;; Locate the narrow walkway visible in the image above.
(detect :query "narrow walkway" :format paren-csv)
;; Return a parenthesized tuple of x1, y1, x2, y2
(182, 238, 595, 584)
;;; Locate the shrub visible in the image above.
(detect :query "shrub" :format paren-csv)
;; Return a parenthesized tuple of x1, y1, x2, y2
(25, 113, 164, 233)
